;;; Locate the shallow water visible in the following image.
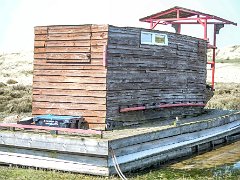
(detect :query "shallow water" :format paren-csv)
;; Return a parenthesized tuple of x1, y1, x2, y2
(234, 162, 240, 169)
(170, 140, 240, 170)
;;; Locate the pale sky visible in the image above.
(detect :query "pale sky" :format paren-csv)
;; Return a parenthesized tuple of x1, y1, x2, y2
(0, 0, 239, 52)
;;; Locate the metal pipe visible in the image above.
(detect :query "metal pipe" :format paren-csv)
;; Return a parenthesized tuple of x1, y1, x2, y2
(120, 106, 146, 113)
(120, 103, 205, 113)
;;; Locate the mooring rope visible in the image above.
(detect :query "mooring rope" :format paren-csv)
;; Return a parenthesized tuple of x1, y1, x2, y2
(110, 147, 127, 180)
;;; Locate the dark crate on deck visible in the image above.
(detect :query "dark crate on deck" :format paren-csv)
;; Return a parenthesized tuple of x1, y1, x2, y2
(33, 115, 83, 128)
(33, 24, 209, 130)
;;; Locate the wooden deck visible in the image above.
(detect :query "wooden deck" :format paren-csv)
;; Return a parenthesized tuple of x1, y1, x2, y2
(0, 110, 239, 176)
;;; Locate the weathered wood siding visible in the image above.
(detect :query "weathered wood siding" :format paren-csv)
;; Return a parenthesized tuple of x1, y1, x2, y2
(106, 26, 207, 124)
(33, 25, 108, 129)
(33, 24, 208, 130)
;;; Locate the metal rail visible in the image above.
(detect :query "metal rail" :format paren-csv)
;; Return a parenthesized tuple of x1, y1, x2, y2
(120, 103, 205, 113)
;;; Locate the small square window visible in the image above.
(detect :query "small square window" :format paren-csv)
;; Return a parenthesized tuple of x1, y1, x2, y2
(141, 31, 168, 46)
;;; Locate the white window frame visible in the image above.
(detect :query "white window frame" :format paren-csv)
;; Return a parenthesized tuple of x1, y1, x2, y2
(141, 31, 168, 46)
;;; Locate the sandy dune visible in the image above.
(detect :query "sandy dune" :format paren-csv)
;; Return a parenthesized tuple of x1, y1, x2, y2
(207, 63, 240, 83)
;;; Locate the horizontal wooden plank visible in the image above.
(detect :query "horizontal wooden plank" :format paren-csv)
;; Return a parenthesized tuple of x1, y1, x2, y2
(34, 58, 104, 66)
(46, 53, 90, 60)
(0, 146, 107, 167)
(88, 123, 106, 130)
(33, 89, 106, 98)
(34, 47, 46, 53)
(34, 53, 46, 59)
(91, 45, 104, 53)
(41, 47, 91, 53)
(33, 69, 106, 77)
(0, 152, 109, 175)
(48, 33, 91, 41)
(33, 75, 106, 83)
(32, 107, 106, 118)
(44, 59, 103, 65)
(33, 82, 106, 90)
(91, 24, 108, 32)
(92, 32, 108, 40)
(46, 59, 91, 63)
(91, 52, 103, 59)
(48, 25, 91, 34)
(32, 94, 106, 104)
(46, 40, 91, 47)
(0, 131, 108, 155)
(32, 101, 106, 111)
(35, 35, 47, 41)
(85, 117, 106, 124)
(90, 58, 105, 65)
(0, 123, 102, 135)
(34, 26, 48, 34)
(33, 63, 106, 70)
(34, 41, 45, 47)
(91, 39, 108, 46)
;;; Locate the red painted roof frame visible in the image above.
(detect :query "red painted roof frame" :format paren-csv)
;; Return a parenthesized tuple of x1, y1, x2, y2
(140, 6, 237, 26)
(139, 6, 237, 90)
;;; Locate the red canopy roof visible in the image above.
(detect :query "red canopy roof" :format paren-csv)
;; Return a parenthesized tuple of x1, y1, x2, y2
(140, 6, 237, 25)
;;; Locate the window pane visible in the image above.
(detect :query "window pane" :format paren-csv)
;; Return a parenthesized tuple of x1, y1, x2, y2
(141, 32, 152, 43)
(155, 34, 165, 44)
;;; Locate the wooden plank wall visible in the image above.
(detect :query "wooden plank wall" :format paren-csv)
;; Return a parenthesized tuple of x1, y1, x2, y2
(33, 25, 109, 129)
(106, 26, 208, 124)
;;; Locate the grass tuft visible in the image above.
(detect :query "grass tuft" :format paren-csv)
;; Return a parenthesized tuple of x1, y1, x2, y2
(0, 82, 7, 87)
(12, 84, 28, 91)
(6, 79, 18, 84)
(0, 85, 32, 115)
(206, 83, 240, 110)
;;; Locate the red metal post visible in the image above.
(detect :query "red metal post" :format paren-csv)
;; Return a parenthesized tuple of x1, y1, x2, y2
(177, 9, 180, 19)
(211, 24, 217, 90)
(177, 24, 181, 34)
(204, 19, 208, 40)
(150, 19, 153, 29)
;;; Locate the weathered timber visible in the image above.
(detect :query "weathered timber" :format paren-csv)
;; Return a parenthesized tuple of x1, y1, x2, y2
(33, 24, 209, 130)
(103, 25, 208, 126)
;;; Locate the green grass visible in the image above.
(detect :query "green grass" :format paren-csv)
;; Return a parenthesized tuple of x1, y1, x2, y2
(0, 165, 239, 180)
(0, 84, 32, 116)
(0, 166, 110, 180)
(130, 167, 240, 180)
(206, 83, 240, 110)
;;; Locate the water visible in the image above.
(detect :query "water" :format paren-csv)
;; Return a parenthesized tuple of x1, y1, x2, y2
(234, 162, 240, 169)
(170, 140, 240, 170)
